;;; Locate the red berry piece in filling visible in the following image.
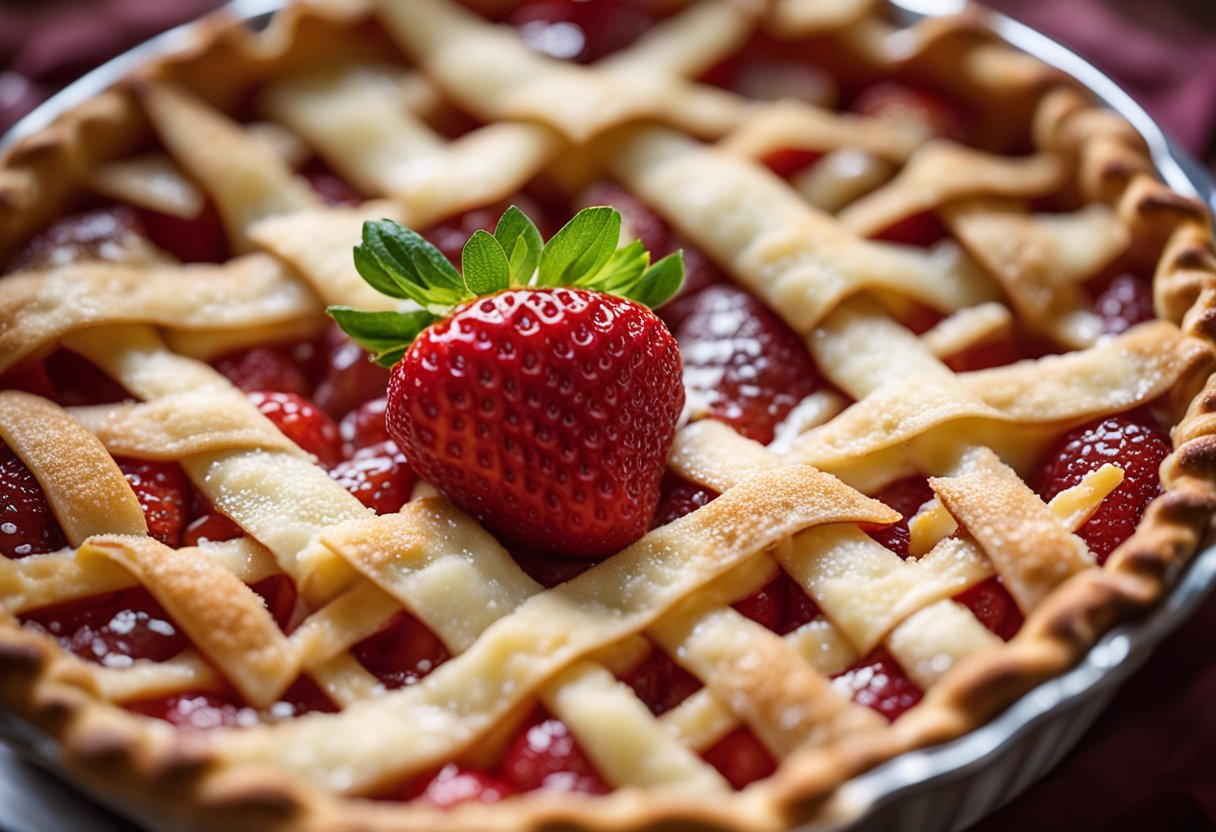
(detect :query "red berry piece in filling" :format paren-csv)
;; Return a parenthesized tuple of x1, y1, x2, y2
(128, 677, 335, 730)
(128, 691, 253, 730)
(313, 326, 390, 419)
(0, 360, 59, 402)
(116, 458, 191, 548)
(137, 200, 228, 264)
(499, 709, 611, 794)
(943, 336, 1021, 373)
(781, 576, 822, 634)
(851, 81, 974, 145)
(1090, 272, 1155, 335)
(330, 441, 416, 515)
(301, 161, 362, 207)
(340, 396, 390, 455)
(249, 574, 298, 633)
(833, 648, 923, 722)
(275, 676, 339, 716)
(0, 443, 67, 559)
(761, 148, 824, 180)
(651, 473, 718, 529)
(352, 611, 450, 690)
(510, 0, 653, 64)
(732, 576, 785, 633)
(511, 548, 595, 588)
(182, 493, 244, 547)
(1033, 412, 1171, 563)
(248, 390, 343, 470)
(623, 649, 703, 717)
(869, 210, 949, 248)
(388, 287, 683, 559)
(955, 576, 1023, 641)
(23, 587, 187, 666)
(676, 284, 822, 445)
(44, 350, 131, 406)
(213, 343, 314, 397)
(864, 477, 935, 558)
(702, 728, 777, 790)
(404, 764, 516, 807)
(9, 205, 148, 271)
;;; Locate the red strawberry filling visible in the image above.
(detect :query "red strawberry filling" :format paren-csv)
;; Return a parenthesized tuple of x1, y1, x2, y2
(313, 326, 391, 420)
(955, 577, 1023, 642)
(832, 647, 923, 722)
(1033, 411, 1171, 563)
(624, 649, 704, 717)
(865, 477, 936, 558)
(676, 284, 824, 445)
(182, 492, 245, 546)
(22, 587, 187, 667)
(402, 764, 517, 807)
(213, 342, 318, 397)
(0, 443, 67, 559)
(510, 0, 655, 65)
(499, 708, 610, 794)
(116, 458, 191, 548)
(248, 390, 344, 470)
(44, 350, 132, 406)
(8, 205, 150, 271)
(351, 611, 450, 690)
(127, 676, 337, 729)
(761, 148, 825, 180)
(330, 441, 416, 515)
(869, 210, 949, 247)
(1088, 271, 1155, 335)
(850, 81, 975, 145)
(702, 728, 777, 790)
(137, 200, 229, 264)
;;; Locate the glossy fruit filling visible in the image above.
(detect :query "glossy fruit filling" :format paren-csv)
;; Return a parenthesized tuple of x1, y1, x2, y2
(0, 59, 1171, 804)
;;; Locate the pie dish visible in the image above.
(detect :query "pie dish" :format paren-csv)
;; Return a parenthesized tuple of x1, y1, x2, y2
(3, 1, 1216, 831)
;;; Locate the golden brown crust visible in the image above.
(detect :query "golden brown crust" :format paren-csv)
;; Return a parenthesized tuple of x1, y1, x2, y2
(2, 2, 1216, 832)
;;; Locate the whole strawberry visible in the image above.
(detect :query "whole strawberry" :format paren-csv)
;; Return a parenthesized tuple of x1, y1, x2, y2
(331, 205, 685, 558)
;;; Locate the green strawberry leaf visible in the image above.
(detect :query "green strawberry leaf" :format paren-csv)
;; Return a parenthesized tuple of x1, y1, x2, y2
(327, 306, 439, 367)
(335, 205, 686, 367)
(494, 205, 543, 286)
(537, 206, 620, 287)
(625, 251, 684, 309)
(578, 239, 648, 294)
(359, 219, 468, 308)
(462, 229, 510, 295)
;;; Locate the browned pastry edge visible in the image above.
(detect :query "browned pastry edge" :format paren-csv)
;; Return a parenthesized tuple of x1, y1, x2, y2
(2, 2, 1216, 831)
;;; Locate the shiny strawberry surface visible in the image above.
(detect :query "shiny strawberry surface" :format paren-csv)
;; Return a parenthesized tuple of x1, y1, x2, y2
(1033, 412, 1171, 563)
(0, 442, 66, 559)
(676, 284, 823, 445)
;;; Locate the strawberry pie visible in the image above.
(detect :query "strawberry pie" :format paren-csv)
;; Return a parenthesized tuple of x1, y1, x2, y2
(1, 0, 1216, 830)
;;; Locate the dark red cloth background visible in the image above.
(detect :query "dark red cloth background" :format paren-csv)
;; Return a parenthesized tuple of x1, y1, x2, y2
(2, 2, 1216, 831)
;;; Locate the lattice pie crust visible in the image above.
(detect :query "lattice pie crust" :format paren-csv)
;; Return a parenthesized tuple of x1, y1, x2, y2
(2, 1, 1216, 830)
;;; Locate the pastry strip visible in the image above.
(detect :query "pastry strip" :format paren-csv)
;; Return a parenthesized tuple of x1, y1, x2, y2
(837, 142, 1065, 238)
(138, 82, 320, 251)
(81, 535, 299, 708)
(0, 255, 320, 375)
(215, 465, 895, 792)
(0, 391, 146, 544)
(608, 126, 998, 333)
(930, 447, 1094, 611)
(379, 0, 750, 143)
